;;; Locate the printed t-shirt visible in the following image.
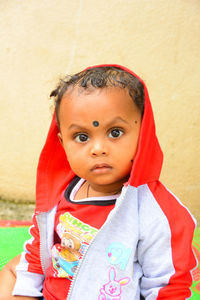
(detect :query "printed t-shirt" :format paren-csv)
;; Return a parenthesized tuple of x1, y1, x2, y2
(43, 177, 118, 300)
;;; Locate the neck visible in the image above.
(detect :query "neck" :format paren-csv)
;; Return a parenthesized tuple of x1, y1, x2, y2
(86, 177, 128, 198)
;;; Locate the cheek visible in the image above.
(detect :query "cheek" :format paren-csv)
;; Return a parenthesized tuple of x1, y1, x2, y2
(122, 134, 140, 156)
(64, 150, 78, 165)
(66, 157, 80, 174)
(118, 139, 139, 166)
(62, 141, 77, 157)
(63, 146, 84, 172)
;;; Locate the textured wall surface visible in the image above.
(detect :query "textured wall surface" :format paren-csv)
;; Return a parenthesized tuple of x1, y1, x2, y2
(0, 0, 199, 220)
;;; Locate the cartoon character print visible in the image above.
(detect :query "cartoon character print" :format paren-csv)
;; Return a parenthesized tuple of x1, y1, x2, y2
(107, 242, 131, 270)
(52, 232, 87, 279)
(60, 232, 83, 261)
(98, 267, 130, 300)
(52, 212, 98, 279)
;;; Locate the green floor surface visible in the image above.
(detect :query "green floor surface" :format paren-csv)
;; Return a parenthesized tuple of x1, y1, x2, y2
(191, 227, 200, 299)
(0, 226, 31, 270)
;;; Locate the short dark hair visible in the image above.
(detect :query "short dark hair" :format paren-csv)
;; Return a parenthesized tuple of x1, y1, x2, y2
(50, 66, 144, 127)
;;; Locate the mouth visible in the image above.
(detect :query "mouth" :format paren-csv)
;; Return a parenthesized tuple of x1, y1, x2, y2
(91, 163, 112, 174)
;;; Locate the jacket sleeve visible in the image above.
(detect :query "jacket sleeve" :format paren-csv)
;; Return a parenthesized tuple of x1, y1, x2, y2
(12, 213, 44, 297)
(138, 182, 197, 300)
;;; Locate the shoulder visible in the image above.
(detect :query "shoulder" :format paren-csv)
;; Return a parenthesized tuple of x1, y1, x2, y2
(148, 181, 196, 227)
(137, 181, 196, 238)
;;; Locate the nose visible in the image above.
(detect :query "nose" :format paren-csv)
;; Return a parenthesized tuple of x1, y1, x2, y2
(90, 139, 108, 157)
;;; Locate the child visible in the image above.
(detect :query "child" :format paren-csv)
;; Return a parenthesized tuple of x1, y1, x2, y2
(2, 65, 197, 299)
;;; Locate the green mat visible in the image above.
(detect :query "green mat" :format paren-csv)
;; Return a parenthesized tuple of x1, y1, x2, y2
(0, 226, 31, 270)
(191, 227, 200, 299)
(0, 224, 199, 298)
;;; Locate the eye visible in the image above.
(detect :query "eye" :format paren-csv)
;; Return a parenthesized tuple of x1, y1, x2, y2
(66, 239, 74, 249)
(61, 237, 74, 248)
(75, 133, 89, 143)
(108, 129, 123, 139)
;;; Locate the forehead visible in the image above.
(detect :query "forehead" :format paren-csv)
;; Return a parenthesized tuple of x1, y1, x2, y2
(58, 87, 140, 128)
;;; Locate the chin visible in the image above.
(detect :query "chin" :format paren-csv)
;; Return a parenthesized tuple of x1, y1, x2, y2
(92, 176, 122, 186)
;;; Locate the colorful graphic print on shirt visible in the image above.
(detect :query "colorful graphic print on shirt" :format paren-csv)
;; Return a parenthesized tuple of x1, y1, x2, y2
(98, 267, 130, 300)
(52, 212, 98, 280)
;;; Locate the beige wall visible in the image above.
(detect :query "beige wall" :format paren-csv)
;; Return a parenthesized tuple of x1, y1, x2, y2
(0, 0, 199, 221)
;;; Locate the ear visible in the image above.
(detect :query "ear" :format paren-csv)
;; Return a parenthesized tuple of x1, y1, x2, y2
(109, 268, 116, 281)
(57, 132, 63, 145)
(119, 277, 130, 286)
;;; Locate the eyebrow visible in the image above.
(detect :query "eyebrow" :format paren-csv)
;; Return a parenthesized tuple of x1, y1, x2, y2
(68, 117, 129, 131)
(68, 124, 87, 131)
(106, 117, 129, 127)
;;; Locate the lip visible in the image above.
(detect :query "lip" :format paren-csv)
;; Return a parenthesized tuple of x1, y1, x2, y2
(91, 163, 112, 174)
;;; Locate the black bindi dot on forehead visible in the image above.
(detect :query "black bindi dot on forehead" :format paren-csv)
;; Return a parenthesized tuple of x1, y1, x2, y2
(92, 121, 99, 127)
(135, 120, 138, 124)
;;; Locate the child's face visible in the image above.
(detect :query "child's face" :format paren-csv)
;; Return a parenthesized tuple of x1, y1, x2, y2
(58, 87, 142, 192)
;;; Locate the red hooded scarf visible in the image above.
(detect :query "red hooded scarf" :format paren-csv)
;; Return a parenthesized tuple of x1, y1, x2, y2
(35, 64, 163, 212)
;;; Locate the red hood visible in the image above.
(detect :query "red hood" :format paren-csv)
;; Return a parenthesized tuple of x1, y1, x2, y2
(35, 64, 163, 212)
